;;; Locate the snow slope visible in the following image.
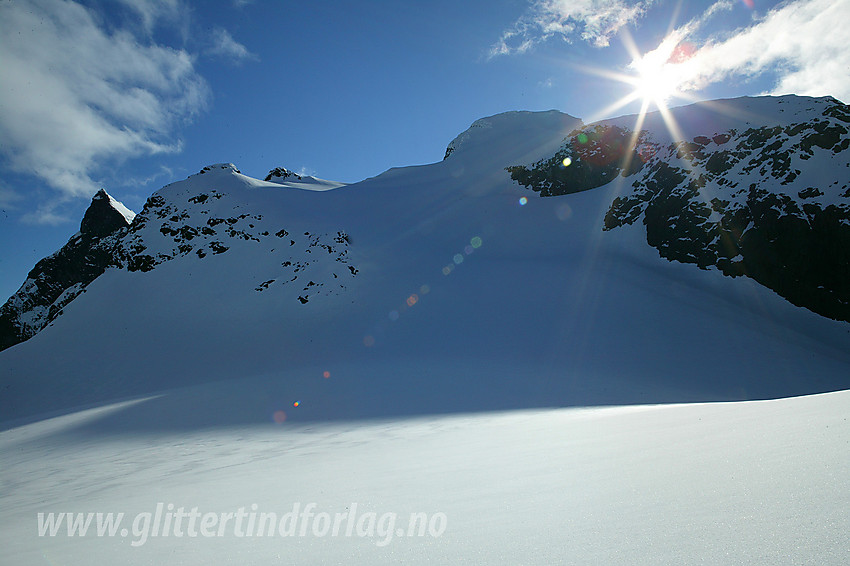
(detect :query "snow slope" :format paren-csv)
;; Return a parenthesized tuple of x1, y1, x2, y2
(1, 390, 847, 564)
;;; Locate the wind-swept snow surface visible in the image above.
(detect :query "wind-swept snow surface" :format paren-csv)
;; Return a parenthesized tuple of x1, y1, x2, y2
(1, 391, 848, 565)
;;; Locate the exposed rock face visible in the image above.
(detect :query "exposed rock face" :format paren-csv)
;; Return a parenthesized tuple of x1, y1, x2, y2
(506, 124, 644, 196)
(116, 182, 357, 301)
(264, 167, 301, 182)
(509, 97, 850, 322)
(81, 190, 135, 238)
(0, 190, 134, 351)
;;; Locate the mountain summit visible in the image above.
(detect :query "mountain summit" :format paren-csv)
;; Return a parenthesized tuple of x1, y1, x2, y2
(1, 95, 849, 424)
(0, 189, 134, 352)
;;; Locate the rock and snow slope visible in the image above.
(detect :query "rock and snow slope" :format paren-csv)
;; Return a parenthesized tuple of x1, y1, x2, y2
(1, 96, 849, 424)
(0, 189, 134, 351)
(508, 95, 850, 321)
(0, 94, 849, 565)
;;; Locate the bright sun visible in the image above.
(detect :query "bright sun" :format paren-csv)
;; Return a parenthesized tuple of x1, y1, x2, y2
(630, 57, 680, 107)
(577, 29, 703, 148)
(585, 30, 696, 120)
(576, 30, 702, 167)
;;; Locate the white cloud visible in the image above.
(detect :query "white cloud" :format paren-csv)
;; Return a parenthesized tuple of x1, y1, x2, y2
(491, 0, 656, 57)
(0, 0, 210, 220)
(208, 28, 258, 63)
(652, 0, 850, 102)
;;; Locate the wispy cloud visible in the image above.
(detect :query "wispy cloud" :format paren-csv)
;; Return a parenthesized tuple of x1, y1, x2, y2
(490, 0, 656, 57)
(21, 206, 72, 226)
(0, 182, 24, 211)
(0, 0, 210, 222)
(207, 28, 258, 64)
(641, 0, 850, 103)
(114, 0, 183, 33)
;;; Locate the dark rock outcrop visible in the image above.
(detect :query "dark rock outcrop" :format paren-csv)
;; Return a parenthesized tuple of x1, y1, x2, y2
(506, 125, 644, 196)
(0, 190, 134, 351)
(264, 167, 302, 182)
(510, 97, 850, 322)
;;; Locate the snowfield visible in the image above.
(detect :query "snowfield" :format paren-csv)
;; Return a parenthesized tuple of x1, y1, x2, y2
(1, 389, 848, 565)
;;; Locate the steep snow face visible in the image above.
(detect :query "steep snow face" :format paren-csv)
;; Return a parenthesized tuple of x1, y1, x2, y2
(106, 192, 136, 224)
(0, 190, 134, 352)
(509, 95, 850, 321)
(1, 96, 849, 425)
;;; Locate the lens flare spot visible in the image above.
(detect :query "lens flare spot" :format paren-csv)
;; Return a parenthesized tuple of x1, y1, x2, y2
(273, 410, 287, 423)
(464, 245, 474, 255)
(419, 284, 430, 295)
(556, 203, 573, 221)
(363, 335, 375, 347)
(453, 254, 464, 264)
(518, 197, 528, 206)
(323, 370, 331, 379)
(406, 294, 419, 307)
(562, 157, 572, 167)
(470, 236, 482, 248)
(442, 265, 453, 276)
(389, 309, 399, 321)
(577, 133, 588, 144)
(292, 401, 300, 408)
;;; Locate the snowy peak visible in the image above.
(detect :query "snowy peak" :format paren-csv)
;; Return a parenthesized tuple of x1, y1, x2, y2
(443, 110, 582, 166)
(194, 163, 241, 176)
(80, 189, 136, 238)
(0, 189, 135, 352)
(264, 167, 301, 182)
(263, 166, 347, 192)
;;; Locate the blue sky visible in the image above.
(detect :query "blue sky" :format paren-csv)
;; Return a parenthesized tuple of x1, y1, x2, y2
(1, 0, 848, 300)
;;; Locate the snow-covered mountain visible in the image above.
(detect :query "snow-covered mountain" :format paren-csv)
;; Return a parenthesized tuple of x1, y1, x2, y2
(2, 95, 849, 566)
(508, 95, 850, 321)
(0, 189, 134, 351)
(1, 95, 849, 426)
